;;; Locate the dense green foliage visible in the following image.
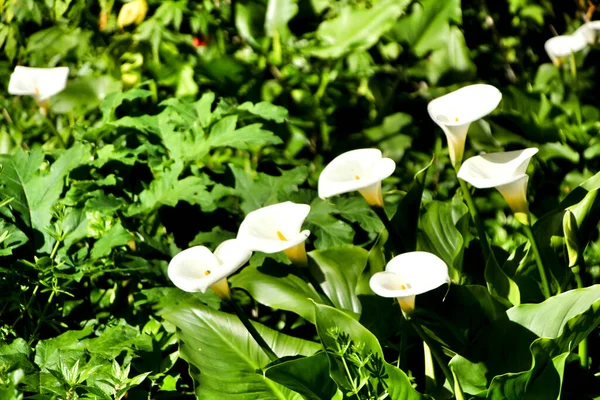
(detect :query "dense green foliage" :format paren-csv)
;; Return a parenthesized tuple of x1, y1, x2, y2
(2, 0, 600, 399)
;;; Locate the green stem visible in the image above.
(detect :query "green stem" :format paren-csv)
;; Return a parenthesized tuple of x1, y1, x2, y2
(410, 321, 461, 397)
(458, 178, 494, 263)
(573, 263, 589, 368)
(227, 297, 278, 362)
(372, 205, 405, 255)
(522, 222, 551, 299)
(43, 116, 67, 148)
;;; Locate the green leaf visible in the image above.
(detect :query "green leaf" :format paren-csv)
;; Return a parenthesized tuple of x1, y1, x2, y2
(306, 0, 411, 58)
(264, 353, 337, 399)
(161, 299, 320, 399)
(127, 171, 214, 216)
(313, 304, 424, 398)
(305, 199, 354, 248)
(423, 26, 476, 84)
(333, 197, 384, 234)
(417, 198, 468, 281)
(0, 144, 91, 252)
(389, 0, 461, 57)
(264, 0, 298, 40)
(451, 285, 600, 396)
(391, 157, 432, 253)
(231, 165, 308, 214)
(207, 116, 282, 149)
(90, 222, 132, 260)
(238, 101, 289, 123)
(100, 89, 152, 123)
(308, 245, 369, 316)
(231, 265, 324, 323)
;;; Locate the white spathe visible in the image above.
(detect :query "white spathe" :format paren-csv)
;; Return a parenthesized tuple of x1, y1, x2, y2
(237, 201, 311, 259)
(369, 251, 449, 316)
(167, 239, 252, 297)
(544, 34, 588, 64)
(457, 148, 538, 220)
(318, 148, 396, 207)
(574, 21, 600, 44)
(8, 66, 70, 101)
(427, 84, 502, 167)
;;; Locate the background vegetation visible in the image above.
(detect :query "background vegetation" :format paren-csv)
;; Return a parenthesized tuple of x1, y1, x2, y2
(2, 0, 600, 398)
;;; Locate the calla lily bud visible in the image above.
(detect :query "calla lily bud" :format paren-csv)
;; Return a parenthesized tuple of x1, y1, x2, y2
(8, 66, 69, 102)
(117, 0, 148, 29)
(369, 251, 449, 317)
(544, 34, 587, 65)
(427, 84, 502, 168)
(167, 239, 252, 300)
(563, 210, 580, 268)
(457, 148, 538, 224)
(318, 148, 396, 207)
(237, 202, 311, 265)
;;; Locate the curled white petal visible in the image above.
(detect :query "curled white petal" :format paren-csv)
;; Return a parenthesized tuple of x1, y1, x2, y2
(427, 84, 502, 166)
(237, 201, 311, 253)
(8, 66, 69, 101)
(318, 148, 396, 199)
(544, 34, 587, 63)
(457, 148, 538, 188)
(168, 241, 251, 293)
(369, 251, 449, 299)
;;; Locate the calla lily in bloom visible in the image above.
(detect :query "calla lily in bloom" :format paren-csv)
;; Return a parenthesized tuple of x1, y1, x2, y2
(237, 202, 311, 265)
(369, 252, 449, 317)
(8, 66, 69, 101)
(318, 149, 395, 207)
(168, 239, 252, 299)
(427, 84, 502, 168)
(117, 0, 148, 29)
(457, 148, 538, 224)
(544, 34, 588, 65)
(574, 21, 600, 44)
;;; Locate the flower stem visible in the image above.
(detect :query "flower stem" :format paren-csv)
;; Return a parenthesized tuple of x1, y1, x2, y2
(458, 178, 494, 263)
(410, 321, 462, 397)
(227, 297, 278, 362)
(573, 263, 589, 368)
(522, 222, 551, 299)
(372, 205, 405, 254)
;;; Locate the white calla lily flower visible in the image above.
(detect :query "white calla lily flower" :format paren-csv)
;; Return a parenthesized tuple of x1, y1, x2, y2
(573, 21, 600, 44)
(427, 84, 502, 167)
(318, 148, 395, 207)
(237, 201, 311, 265)
(457, 148, 538, 224)
(369, 251, 449, 317)
(167, 239, 252, 299)
(8, 66, 70, 101)
(544, 34, 588, 64)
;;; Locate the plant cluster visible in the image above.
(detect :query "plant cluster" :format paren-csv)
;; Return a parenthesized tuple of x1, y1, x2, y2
(2, 0, 600, 399)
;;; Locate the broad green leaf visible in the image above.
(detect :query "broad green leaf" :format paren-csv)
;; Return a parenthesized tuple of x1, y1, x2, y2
(333, 197, 384, 234)
(0, 144, 91, 252)
(305, 199, 354, 248)
(451, 286, 600, 396)
(264, 353, 337, 399)
(207, 116, 282, 149)
(231, 165, 308, 214)
(127, 171, 214, 216)
(264, 0, 298, 40)
(306, 0, 411, 58)
(231, 265, 324, 323)
(423, 26, 476, 84)
(238, 101, 289, 123)
(309, 245, 368, 315)
(34, 328, 93, 370)
(90, 222, 132, 260)
(389, 0, 461, 57)
(487, 341, 568, 400)
(0, 339, 35, 376)
(417, 198, 468, 281)
(162, 299, 320, 399)
(391, 157, 432, 253)
(314, 304, 424, 399)
(484, 252, 521, 308)
(0, 220, 28, 256)
(100, 89, 152, 123)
